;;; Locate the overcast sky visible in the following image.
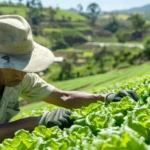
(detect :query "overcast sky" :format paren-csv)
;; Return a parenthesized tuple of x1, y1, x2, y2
(40, 0, 150, 11)
(2, 0, 150, 11)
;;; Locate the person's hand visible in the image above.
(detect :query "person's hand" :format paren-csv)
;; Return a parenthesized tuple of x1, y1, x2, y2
(105, 90, 139, 103)
(39, 108, 73, 129)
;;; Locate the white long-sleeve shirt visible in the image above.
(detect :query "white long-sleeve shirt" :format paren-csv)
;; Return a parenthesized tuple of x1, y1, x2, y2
(0, 73, 55, 124)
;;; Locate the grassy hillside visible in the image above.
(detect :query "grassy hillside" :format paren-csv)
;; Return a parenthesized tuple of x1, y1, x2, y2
(0, 6, 87, 21)
(54, 9, 87, 21)
(101, 13, 150, 23)
(49, 62, 150, 92)
(102, 14, 129, 20)
(0, 6, 29, 17)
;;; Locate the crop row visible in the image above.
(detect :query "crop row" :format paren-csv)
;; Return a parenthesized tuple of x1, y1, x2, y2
(1, 76, 150, 149)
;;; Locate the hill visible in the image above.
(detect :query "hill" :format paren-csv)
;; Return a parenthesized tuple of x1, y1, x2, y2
(66, 8, 78, 13)
(0, 5, 87, 21)
(111, 3, 150, 13)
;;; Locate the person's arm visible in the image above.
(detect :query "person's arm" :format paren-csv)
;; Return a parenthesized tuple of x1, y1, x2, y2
(42, 88, 106, 109)
(0, 116, 41, 143)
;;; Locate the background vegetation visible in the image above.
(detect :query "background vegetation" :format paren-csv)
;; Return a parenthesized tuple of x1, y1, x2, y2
(1, 1, 150, 148)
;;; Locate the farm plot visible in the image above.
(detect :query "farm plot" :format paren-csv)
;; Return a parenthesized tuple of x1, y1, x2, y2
(2, 75, 150, 149)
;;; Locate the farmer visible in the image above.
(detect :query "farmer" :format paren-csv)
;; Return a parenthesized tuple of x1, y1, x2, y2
(0, 15, 138, 142)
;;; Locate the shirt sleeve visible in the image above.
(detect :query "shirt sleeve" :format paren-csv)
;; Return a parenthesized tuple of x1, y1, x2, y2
(21, 73, 55, 102)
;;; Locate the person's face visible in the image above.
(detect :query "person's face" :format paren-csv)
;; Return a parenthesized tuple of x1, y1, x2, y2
(0, 68, 26, 87)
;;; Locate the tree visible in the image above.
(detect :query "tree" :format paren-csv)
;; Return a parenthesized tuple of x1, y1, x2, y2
(77, 4, 83, 14)
(116, 30, 130, 43)
(68, 16, 72, 22)
(104, 16, 119, 33)
(61, 15, 66, 22)
(26, 0, 30, 7)
(59, 59, 73, 80)
(128, 14, 145, 32)
(27, 8, 41, 25)
(18, 0, 23, 5)
(93, 47, 108, 72)
(8, 0, 13, 5)
(26, 0, 43, 27)
(26, 0, 42, 9)
(86, 3, 101, 26)
(49, 7, 57, 21)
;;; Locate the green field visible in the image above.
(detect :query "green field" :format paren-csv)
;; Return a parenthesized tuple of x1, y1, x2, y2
(102, 14, 129, 20)
(56, 48, 93, 57)
(93, 36, 118, 43)
(0, 6, 87, 21)
(12, 62, 150, 120)
(55, 9, 87, 21)
(6, 62, 150, 149)
(101, 12, 150, 23)
(48, 62, 150, 92)
(0, 6, 29, 17)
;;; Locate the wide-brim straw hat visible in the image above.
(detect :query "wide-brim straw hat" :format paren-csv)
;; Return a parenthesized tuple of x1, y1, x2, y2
(0, 15, 55, 72)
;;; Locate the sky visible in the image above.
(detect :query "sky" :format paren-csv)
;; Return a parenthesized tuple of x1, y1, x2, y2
(2, 0, 150, 11)
(39, 0, 150, 11)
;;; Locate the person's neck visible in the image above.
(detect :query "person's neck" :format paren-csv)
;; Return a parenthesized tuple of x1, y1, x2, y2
(0, 83, 4, 97)
(0, 83, 3, 89)
(0, 70, 3, 90)
(0, 82, 4, 91)
(0, 70, 4, 96)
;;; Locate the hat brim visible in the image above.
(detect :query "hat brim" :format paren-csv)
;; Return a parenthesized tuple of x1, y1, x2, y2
(0, 42, 55, 72)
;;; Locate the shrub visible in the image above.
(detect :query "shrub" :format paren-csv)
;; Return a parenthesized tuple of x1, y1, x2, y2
(44, 28, 88, 48)
(116, 30, 130, 43)
(58, 59, 74, 80)
(104, 17, 120, 33)
(64, 34, 88, 46)
(129, 31, 143, 41)
(94, 30, 112, 37)
(52, 40, 68, 50)
(43, 28, 68, 50)
(75, 27, 93, 35)
(144, 36, 150, 59)
(33, 35, 52, 49)
(62, 29, 88, 46)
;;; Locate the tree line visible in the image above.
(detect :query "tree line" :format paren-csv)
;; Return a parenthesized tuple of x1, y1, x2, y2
(1, 0, 101, 26)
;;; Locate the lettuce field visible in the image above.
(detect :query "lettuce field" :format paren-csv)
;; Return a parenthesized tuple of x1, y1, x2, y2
(1, 76, 150, 149)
